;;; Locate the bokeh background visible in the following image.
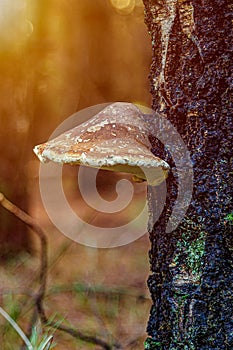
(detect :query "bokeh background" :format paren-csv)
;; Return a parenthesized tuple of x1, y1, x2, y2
(0, 0, 152, 348)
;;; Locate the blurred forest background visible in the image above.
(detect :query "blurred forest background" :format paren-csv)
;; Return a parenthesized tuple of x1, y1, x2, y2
(0, 0, 152, 349)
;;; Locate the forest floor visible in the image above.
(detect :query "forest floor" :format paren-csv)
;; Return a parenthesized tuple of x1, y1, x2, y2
(0, 166, 151, 349)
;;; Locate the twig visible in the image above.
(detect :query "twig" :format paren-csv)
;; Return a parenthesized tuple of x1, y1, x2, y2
(48, 283, 150, 301)
(0, 192, 47, 302)
(0, 288, 35, 297)
(0, 192, 48, 344)
(124, 334, 145, 349)
(45, 320, 121, 350)
(0, 192, 121, 350)
(0, 285, 150, 302)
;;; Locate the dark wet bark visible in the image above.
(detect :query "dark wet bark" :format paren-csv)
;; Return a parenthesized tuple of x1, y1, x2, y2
(143, 0, 233, 349)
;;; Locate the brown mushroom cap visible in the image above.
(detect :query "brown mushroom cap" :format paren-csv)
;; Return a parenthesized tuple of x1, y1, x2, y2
(33, 103, 169, 185)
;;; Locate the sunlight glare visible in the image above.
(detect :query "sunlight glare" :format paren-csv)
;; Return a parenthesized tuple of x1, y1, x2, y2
(110, 0, 135, 14)
(0, 0, 32, 46)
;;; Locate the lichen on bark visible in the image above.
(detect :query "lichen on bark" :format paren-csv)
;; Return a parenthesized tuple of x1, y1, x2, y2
(143, 0, 233, 348)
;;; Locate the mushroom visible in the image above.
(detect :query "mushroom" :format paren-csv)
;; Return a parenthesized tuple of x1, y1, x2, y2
(33, 102, 169, 186)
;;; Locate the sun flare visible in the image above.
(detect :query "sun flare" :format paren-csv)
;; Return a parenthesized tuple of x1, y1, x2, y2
(0, 0, 33, 46)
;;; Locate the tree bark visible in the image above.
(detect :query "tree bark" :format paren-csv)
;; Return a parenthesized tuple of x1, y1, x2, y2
(143, 0, 232, 349)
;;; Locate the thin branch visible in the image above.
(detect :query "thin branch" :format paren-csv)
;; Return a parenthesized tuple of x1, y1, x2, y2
(48, 283, 150, 301)
(124, 334, 145, 349)
(45, 319, 121, 350)
(0, 285, 150, 302)
(0, 192, 47, 303)
(0, 192, 48, 343)
(0, 192, 121, 350)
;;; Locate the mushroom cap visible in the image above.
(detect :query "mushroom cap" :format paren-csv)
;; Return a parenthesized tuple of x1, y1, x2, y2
(33, 102, 169, 185)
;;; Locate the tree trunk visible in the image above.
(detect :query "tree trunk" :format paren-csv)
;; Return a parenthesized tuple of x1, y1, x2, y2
(143, 0, 232, 349)
(0, 5, 33, 259)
